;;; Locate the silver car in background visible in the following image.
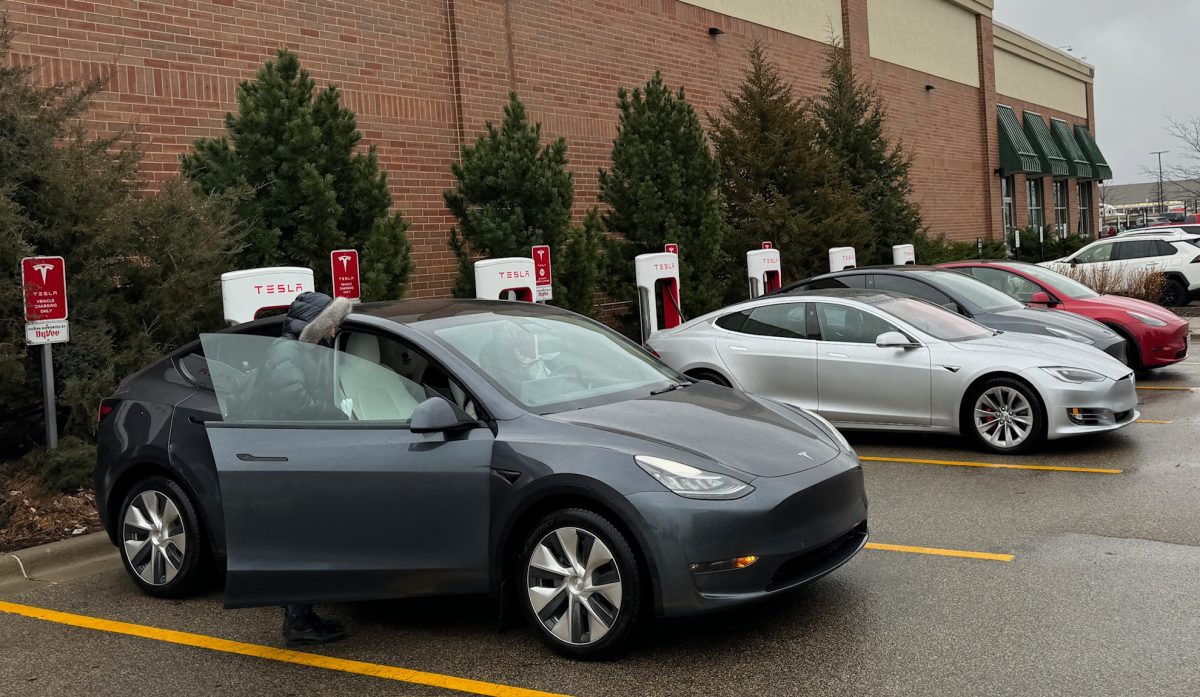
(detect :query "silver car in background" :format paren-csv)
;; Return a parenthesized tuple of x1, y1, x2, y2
(647, 290, 1138, 453)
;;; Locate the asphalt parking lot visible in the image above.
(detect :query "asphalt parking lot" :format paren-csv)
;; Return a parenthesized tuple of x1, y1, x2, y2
(2, 356, 1198, 696)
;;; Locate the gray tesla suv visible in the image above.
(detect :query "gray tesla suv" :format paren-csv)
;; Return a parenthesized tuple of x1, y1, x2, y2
(95, 299, 868, 658)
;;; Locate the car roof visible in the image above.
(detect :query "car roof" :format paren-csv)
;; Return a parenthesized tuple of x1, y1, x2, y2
(779, 264, 961, 293)
(780, 288, 909, 306)
(352, 297, 578, 325)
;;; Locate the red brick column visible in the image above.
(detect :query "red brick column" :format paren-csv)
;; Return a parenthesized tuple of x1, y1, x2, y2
(841, 0, 870, 75)
(976, 15, 1003, 241)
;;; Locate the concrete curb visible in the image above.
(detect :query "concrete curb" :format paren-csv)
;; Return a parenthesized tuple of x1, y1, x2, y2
(0, 531, 117, 584)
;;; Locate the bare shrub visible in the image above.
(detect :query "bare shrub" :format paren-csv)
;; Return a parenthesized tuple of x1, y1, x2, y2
(1058, 265, 1167, 303)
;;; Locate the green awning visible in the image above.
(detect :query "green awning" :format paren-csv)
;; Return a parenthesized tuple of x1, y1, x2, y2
(1050, 118, 1093, 179)
(1022, 111, 1069, 178)
(997, 105, 1043, 175)
(1073, 124, 1113, 180)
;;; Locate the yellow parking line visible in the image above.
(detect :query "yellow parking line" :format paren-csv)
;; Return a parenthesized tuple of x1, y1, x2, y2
(859, 455, 1121, 475)
(1136, 419, 1173, 424)
(1136, 385, 1196, 391)
(0, 601, 565, 697)
(865, 542, 1013, 562)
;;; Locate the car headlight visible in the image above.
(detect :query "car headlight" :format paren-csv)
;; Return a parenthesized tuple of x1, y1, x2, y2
(1046, 326, 1094, 344)
(800, 408, 855, 455)
(1040, 366, 1107, 383)
(634, 455, 754, 500)
(1125, 310, 1168, 327)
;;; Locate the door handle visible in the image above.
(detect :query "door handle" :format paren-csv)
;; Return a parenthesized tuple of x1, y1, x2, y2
(728, 345, 750, 351)
(826, 352, 848, 358)
(236, 453, 289, 462)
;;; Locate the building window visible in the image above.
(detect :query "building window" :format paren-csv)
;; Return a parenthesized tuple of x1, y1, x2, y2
(1026, 178, 1044, 230)
(1001, 176, 1016, 234)
(1053, 180, 1069, 238)
(1077, 182, 1093, 237)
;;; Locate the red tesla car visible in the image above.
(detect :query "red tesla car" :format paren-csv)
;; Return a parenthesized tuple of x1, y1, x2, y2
(941, 260, 1189, 369)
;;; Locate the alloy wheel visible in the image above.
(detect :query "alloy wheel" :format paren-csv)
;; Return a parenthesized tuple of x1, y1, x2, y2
(973, 385, 1034, 449)
(526, 526, 623, 646)
(122, 490, 187, 586)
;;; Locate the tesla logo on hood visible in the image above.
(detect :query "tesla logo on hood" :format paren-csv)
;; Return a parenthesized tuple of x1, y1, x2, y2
(798, 451, 813, 460)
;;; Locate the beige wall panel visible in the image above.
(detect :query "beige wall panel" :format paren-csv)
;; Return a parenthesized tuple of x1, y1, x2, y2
(994, 48, 1088, 117)
(867, 0, 980, 87)
(681, 0, 843, 43)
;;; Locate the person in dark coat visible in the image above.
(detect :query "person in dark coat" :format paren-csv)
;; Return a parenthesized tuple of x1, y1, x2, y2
(258, 291, 353, 646)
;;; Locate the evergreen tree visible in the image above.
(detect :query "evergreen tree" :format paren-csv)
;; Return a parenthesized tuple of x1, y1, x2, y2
(558, 208, 604, 317)
(600, 72, 729, 316)
(712, 42, 871, 298)
(445, 93, 574, 298)
(182, 49, 411, 299)
(813, 41, 924, 265)
(0, 18, 237, 484)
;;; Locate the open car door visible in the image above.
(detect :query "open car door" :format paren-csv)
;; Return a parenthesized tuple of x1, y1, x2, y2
(200, 332, 493, 608)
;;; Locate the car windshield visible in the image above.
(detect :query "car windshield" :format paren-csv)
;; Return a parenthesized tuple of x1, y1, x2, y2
(874, 297, 993, 342)
(910, 270, 1023, 312)
(421, 311, 681, 414)
(1010, 263, 1099, 299)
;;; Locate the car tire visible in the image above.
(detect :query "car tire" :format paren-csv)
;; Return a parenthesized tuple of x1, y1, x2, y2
(686, 369, 731, 388)
(1161, 278, 1187, 307)
(962, 377, 1046, 454)
(517, 508, 643, 660)
(117, 476, 211, 598)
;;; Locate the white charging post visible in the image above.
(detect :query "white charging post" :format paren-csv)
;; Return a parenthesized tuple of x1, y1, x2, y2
(635, 252, 682, 343)
(892, 244, 916, 265)
(828, 247, 857, 272)
(474, 257, 536, 302)
(746, 248, 782, 298)
(221, 267, 315, 326)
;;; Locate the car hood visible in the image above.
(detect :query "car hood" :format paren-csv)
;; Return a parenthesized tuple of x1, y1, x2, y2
(1072, 295, 1186, 325)
(948, 332, 1131, 380)
(547, 383, 841, 479)
(988, 306, 1117, 342)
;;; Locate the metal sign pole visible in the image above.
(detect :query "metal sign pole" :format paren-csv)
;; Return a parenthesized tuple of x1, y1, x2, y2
(42, 343, 58, 449)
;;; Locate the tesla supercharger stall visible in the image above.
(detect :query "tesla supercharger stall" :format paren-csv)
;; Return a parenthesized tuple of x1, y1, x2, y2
(828, 247, 857, 272)
(746, 248, 782, 298)
(474, 257, 536, 302)
(893, 244, 916, 265)
(220, 266, 315, 325)
(635, 252, 682, 344)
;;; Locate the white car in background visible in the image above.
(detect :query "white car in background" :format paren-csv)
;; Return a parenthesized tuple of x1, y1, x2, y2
(1041, 232, 1200, 307)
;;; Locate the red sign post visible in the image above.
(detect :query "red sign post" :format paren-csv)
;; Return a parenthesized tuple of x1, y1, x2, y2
(22, 256, 68, 322)
(330, 249, 361, 302)
(532, 245, 553, 302)
(22, 256, 68, 450)
(664, 243, 679, 255)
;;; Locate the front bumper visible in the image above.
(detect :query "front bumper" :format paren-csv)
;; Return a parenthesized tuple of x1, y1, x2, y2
(1033, 370, 1140, 440)
(1137, 322, 1189, 368)
(626, 455, 868, 618)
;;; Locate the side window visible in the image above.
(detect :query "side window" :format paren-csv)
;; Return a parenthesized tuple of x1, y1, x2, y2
(814, 303, 900, 345)
(807, 275, 867, 290)
(1074, 243, 1113, 264)
(740, 303, 808, 339)
(967, 267, 1043, 303)
(871, 275, 957, 311)
(1115, 240, 1160, 260)
(715, 310, 750, 332)
(1156, 240, 1181, 256)
(339, 331, 478, 421)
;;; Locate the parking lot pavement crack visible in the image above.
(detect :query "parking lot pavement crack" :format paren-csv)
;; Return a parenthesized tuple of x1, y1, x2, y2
(3, 553, 29, 579)
(1084, 533, 1200, 550)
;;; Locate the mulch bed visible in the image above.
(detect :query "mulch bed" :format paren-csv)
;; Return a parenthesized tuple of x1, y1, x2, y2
(0, 471, 101, 554)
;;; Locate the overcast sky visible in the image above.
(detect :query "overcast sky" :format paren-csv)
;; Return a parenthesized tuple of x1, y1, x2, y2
(994, 0, 1200, 184)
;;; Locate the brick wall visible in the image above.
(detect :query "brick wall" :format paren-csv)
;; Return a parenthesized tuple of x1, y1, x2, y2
(5, 0, 1098, 298)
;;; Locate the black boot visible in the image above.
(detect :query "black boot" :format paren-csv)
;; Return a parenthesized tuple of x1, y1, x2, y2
(282, 605, 348, 647)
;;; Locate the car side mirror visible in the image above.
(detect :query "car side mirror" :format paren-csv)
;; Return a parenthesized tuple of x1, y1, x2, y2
(1069, 257, 1079, 266)
(876, 331, 919, 349)
(410, 396, 476, 434)
(1029, 291, 1056, 306)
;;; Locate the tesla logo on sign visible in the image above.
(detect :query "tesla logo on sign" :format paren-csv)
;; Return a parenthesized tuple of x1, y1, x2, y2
(532, 245, 553, 301)
(330, 249, 361, 302)
(22, 256, 68, 322)
(252, 283, 304, 295)
(762, 241, 773, 250)
(497, 270, 531, 279)
(664, 243, 679, 255)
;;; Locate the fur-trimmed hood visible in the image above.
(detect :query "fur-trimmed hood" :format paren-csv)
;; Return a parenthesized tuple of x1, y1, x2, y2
(298, 296, 353, 344)
(280, 291, 352, 343)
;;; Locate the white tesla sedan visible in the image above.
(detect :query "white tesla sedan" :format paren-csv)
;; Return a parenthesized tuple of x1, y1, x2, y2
(646, 289, 1138, 453)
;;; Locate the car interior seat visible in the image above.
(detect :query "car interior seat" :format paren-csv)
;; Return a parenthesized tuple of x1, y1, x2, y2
(341, 332, 421, 421)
